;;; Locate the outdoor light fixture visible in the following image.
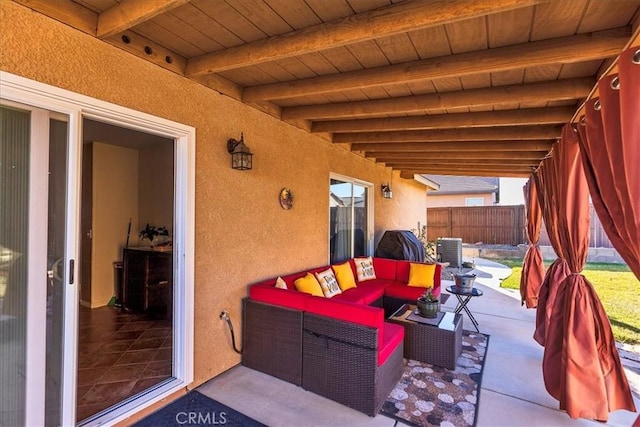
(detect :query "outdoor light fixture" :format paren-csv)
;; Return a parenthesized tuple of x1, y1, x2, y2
(382, 169, 393, 199)
(381, 184, 393, 199)
(227, 132, 253, 170)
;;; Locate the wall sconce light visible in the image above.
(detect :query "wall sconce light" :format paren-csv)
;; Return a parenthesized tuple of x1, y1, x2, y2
(381, 184, 393, 199)
(227, 132, 253, 170)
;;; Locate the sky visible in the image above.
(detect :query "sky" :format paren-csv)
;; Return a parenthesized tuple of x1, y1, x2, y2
(499, 177, 528, 205)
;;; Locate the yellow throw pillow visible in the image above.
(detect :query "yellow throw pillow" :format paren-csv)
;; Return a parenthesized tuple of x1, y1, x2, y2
(294, 273, 324, 297)
(408, 263, 436, 288)
(315, 268, 342, 298)
(332, 262, 357, 291)
(354, 256, 377, 282)
(275, 276, 287, 289)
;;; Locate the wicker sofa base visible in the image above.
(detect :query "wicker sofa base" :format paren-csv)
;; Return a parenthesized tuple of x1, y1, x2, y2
(242, 299, 303, 385)
(242, 299, 403, 416)
(302, 313, 403, 416)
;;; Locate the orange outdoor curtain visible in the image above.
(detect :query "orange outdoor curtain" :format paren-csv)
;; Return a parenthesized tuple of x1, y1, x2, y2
(532, 160, 570, 346)
(576, 45, 640, 280)
(539, 125, 635, 420)
(519, 177, 545, 308)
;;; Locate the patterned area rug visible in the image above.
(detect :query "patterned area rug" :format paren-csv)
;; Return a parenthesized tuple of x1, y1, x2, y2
(381, 331, 489, 427)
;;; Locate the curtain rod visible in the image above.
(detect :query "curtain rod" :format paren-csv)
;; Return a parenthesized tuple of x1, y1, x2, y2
(570, 25, 640, 123)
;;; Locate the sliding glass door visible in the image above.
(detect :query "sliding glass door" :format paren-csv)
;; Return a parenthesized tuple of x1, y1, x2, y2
(1, 72, 195, 426)
(329, 176, 372, 264)
(0, 103, 74, 426)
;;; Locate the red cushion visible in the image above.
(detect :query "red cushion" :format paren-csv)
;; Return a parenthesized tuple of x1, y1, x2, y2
(249, 285, 307, 310)
(378, 323, 404, 366)
(304, 298, 382, 328)
(337, 283, 386, 305)
(372, 257, 397, 280)
(304, 297, 384, 347)
(384, 283, 425, 300)
(331, 291, 367, 305)
(385, 283, 441, 300)
(395, 261, 411, 282)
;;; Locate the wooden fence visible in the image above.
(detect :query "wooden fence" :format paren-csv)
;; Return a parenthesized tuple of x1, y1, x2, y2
(426, 205, 526, 245)
(426, 204, 615, 248)
(537, 204, 614, 249)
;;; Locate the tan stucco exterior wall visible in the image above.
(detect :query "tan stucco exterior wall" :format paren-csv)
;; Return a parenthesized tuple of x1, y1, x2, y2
(1, 1, 427, 387)
(425, 193, 495, 208)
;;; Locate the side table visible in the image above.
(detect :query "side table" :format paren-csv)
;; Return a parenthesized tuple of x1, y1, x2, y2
(446, 286, 483, 332)
(388, 304, 462, 369)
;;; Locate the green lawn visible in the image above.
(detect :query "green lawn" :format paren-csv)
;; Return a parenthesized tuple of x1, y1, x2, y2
(499, 259, 640, 345)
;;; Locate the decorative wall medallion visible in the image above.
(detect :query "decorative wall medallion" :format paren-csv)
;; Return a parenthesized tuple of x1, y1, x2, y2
(279, 188, 294, 210)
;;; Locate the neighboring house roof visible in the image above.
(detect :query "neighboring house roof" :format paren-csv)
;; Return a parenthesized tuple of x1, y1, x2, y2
(478, 177, 500, 187)
(423, 175, 499, 195)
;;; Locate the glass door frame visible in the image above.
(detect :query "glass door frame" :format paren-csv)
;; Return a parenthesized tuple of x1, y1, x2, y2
(0, 99, 77, 426)
(328, 173, 374, 263)
(0, 71, 196, 426)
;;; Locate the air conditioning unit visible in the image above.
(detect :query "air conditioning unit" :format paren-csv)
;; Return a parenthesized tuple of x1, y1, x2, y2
(437, 237, 462, 268)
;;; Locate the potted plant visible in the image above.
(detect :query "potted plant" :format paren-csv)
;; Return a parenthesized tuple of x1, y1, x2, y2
(139, 224, 169, 245)
(416, 288, 440, 318)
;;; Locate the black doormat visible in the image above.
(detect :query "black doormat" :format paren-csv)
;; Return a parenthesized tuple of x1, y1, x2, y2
(134, 390, 266, 427)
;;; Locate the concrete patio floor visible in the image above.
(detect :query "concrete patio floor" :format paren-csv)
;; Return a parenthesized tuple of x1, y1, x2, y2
(197, 259, 640, 426)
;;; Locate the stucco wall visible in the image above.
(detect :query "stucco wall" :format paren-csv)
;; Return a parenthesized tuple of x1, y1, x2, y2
(1, 1, 427, 387)
(426, 193, 495, 208)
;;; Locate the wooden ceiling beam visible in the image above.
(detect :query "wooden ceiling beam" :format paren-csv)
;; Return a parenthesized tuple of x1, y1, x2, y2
(15, 0, 98, 35)
(355, 140, 554, 152)
(385, 160, 540, 168)
(97, 0, 190, 39)
(311, 107, 574, 133)
(367, 150, 549, 160)
(334, 126, 561, 143)
(105, 30, 186, 75)
(243, 28, 629, 102)
(186, 0, 544, 76)
(400, 169, 532, 178)
(281, 78, 594, 120)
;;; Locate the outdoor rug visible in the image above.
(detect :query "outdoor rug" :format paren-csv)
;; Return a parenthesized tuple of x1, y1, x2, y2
(134, 390, 265, 427)
(381, 331, 490, 427)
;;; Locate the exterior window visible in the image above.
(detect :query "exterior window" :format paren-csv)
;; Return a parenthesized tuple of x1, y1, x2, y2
(465, 197, 484, 206)
(329, 177, 371, 264)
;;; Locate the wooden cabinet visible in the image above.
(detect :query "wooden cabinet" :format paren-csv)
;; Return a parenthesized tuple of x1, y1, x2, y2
(122, 248, 172, 318)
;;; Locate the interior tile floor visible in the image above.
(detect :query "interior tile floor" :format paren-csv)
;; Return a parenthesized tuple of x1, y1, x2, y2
(76, 305, 173, 422)
(197, 261, 640, 427)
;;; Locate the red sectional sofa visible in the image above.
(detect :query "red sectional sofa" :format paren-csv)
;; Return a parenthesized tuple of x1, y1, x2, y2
(242, 257, 442, 416)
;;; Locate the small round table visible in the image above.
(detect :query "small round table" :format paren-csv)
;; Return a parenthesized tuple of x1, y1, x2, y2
(446, 286, 484, 332)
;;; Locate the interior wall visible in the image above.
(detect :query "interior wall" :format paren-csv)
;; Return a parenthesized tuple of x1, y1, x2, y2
(91, 142, 139, 307)
(139, 143, 174, 237)
(1, 0, 427, 387)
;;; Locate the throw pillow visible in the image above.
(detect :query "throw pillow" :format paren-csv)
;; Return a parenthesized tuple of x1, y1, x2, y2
(408, 263, 436, 288)
(275, 276, 287, 289)
(332, 262, 357, 291)
(354, 256, 377, 282)
(294, 273, 324, 297)
(315, 268, 342, 298)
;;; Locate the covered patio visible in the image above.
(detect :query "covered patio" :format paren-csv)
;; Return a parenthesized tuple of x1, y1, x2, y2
(1, 0, 639, 425)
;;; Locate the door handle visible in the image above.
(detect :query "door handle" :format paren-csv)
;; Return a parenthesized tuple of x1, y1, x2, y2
(69, 259, 74, 284)
(51, 257, 64, 281)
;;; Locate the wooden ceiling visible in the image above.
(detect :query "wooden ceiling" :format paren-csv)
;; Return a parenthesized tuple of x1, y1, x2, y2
(19, 0, 640, 178)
